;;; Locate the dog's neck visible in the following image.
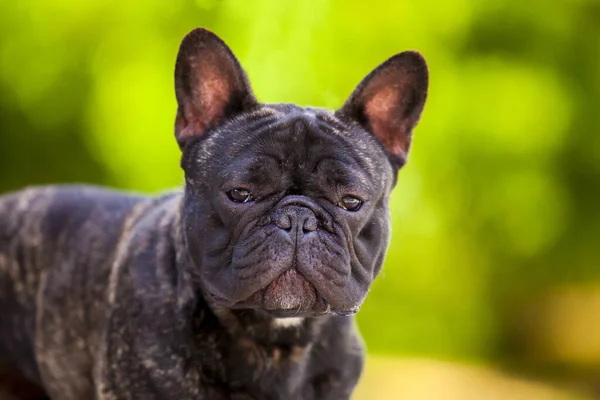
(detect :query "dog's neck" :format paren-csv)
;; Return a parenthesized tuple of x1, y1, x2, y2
(177, 245, 331, 393)
(186, 291, 332, 395)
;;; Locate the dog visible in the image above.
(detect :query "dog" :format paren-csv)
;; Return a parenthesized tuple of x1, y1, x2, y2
(0, 28, 428, 399)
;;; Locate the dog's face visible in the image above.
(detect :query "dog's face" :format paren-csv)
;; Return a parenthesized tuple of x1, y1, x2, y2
(174, 29, 428, 318)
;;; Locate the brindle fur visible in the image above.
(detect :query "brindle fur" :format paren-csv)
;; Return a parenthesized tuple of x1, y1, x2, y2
(0, 187, 363, 399)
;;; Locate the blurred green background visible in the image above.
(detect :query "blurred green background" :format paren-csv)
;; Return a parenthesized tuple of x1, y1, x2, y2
(1, 0, 599, 398)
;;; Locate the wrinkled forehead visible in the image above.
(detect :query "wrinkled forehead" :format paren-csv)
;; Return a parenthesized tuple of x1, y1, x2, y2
(214, 105, 344, 155)
(208, 105, 383, 160)
(188, 104, 394, 191)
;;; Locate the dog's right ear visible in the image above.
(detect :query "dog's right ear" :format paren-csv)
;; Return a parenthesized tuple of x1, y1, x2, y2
(174, 28, 257, 149)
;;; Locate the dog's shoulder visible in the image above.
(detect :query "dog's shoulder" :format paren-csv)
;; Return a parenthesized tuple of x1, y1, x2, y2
(0, 185, 139, 231)
(0, 185, 177, 242)
(0, 185, 183, 283)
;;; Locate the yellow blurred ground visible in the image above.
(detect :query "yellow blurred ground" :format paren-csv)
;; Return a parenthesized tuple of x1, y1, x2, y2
(353, 357, 589, 400)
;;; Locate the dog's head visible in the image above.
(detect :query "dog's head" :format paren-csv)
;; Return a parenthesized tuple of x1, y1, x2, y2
(175, 28, 428, 318)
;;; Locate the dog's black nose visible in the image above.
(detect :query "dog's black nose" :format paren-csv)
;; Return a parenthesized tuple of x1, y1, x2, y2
(275, 206, 318, 234)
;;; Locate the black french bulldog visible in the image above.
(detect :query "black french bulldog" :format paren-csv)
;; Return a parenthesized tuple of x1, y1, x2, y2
(0, 28, 428, 399)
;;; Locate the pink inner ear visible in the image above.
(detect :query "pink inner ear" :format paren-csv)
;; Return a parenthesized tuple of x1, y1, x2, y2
(364, 85, 410, 157)
(180, 62, 233, 140)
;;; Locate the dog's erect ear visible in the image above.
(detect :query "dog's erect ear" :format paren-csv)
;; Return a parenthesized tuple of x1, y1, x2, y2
(336, 51, 429, 167)
(174, 28, 257, 148)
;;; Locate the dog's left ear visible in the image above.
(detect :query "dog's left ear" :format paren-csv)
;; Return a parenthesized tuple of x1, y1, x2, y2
(174, 28, 258, 149)
(336, 51, 429, 167)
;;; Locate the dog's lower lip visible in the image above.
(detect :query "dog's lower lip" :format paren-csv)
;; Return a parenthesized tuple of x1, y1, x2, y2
(261, 268, 317, 310)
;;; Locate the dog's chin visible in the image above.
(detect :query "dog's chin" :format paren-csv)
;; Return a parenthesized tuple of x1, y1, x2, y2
(260, 268, 332, 317)
(211, 269, 332, 318)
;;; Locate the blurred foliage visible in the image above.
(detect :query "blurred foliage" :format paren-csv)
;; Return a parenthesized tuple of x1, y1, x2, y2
(1, 0, 600, 398)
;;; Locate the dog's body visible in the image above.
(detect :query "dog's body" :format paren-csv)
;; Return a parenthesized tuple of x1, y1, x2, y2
(0, 186, 362, 399)
(0, 29, 428, 399)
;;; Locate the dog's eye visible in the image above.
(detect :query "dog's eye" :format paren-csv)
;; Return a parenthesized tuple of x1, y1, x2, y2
(227, 188, 253, 203)
(337, 196, 363, 211)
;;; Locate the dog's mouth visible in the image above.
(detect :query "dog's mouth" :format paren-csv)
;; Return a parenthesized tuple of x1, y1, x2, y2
(210, 269, 332, 317)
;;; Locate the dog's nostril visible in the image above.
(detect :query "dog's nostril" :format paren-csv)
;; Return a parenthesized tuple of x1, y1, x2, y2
(302, 215, 317, 233)
(275, 214, 292, 231)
